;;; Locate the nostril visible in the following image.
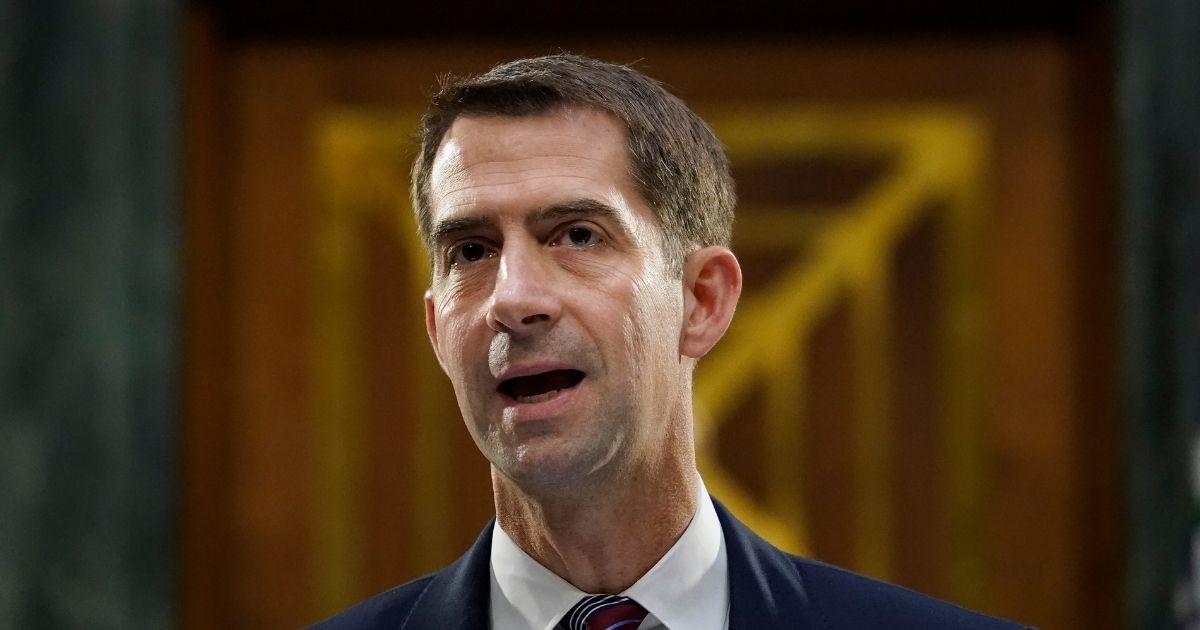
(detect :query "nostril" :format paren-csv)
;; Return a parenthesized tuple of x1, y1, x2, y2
(521, 313, 551, 325)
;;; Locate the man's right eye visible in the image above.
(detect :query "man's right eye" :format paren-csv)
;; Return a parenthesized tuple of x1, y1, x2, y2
(450, 241, 492, 266)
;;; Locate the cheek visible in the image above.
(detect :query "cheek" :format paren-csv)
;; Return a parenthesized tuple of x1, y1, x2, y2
(435, 304, 483, 372)
(631, 271, 683, 339)
(612, 274, 683, 377)
(432, 269, 497, 368)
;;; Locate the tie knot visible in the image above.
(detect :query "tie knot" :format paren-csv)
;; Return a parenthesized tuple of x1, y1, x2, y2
(556, 594, 649, 630)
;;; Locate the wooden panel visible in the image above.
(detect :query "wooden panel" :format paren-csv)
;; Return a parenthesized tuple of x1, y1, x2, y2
(1067, 13, 1121, 630)
(980, 45, 1079, 630)
(182, 10, 235, 630)
(715, 380, 770, 505)
(361, 216, 419, 595)
(890, 211, 948, 599)
(226, 48, 323, 629)
(803, 297, 857, 570)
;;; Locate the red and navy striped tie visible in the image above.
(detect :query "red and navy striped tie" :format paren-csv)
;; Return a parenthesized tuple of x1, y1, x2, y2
(555, 594, 649, 630)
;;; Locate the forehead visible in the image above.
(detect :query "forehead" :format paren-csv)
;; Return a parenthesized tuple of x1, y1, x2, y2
(428, 108, 639, 222)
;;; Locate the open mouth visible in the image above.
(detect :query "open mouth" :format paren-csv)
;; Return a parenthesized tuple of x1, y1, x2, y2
(498, 369, 586, 404)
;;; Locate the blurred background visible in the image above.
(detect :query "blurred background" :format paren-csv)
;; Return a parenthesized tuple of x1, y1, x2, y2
(2, 0, 1198, 628)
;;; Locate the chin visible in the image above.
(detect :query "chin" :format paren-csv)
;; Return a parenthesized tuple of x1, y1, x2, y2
(492, 436, 624, 493)
(497, 453, 587, 490)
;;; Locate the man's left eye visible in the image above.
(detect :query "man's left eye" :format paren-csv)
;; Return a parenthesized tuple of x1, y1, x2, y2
(561, 226, 600, 247)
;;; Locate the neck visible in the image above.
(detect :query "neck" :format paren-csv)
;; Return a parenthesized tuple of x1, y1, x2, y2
(492, 439, 698, 594)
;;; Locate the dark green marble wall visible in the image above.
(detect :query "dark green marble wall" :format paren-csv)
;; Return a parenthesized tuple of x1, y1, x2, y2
(1120, 0, 1200, 628)
(0, 1, 180, 629)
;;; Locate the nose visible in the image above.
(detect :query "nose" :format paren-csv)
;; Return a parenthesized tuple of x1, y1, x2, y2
(486, 244, 561, 335)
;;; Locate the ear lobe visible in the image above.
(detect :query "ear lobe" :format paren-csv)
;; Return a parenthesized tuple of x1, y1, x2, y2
(679, 246, 742, 359)
(425, 289, 449, 372)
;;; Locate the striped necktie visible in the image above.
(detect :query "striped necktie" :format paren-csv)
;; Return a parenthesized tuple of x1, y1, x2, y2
(555, 594, 649, 630)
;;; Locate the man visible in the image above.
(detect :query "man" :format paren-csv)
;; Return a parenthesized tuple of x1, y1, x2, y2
(313, 54, 1031, 630)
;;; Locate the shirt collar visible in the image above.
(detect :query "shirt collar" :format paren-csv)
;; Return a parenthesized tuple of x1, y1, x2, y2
(489, 474, 729, 630)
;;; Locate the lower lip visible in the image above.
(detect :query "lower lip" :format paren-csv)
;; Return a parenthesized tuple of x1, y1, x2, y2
(500, 381, 583, 423)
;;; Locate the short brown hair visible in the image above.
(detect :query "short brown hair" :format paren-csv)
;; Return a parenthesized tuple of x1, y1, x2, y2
(411, 53, 736, 270)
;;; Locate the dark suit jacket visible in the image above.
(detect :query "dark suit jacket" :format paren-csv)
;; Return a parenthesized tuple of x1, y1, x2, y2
(309, 498, 1031, 629)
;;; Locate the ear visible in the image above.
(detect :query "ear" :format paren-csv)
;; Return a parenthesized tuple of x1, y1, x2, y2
(679, 246, 742, 359)
(424, 288, 449, 372)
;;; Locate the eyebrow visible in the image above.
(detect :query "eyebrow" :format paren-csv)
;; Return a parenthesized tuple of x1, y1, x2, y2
(429, 198, 632, 246)
(429, 215, 492, 246)
(533, 199, 628, 231)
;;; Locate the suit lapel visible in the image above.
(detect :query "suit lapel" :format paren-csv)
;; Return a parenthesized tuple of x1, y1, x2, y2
(713, 499, 821, 630)
(401, 520, 494, 630)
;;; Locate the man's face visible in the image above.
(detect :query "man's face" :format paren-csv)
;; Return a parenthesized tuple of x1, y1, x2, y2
(424, 108, 689, 490)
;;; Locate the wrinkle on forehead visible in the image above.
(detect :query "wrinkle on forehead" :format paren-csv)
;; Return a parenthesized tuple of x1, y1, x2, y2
(435, 168, 619, 202)
(429, 110, 630, 200)
(430, 138, 468, 200)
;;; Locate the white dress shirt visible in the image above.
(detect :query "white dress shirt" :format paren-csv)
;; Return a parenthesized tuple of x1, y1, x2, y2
(489, 474, 730, 630)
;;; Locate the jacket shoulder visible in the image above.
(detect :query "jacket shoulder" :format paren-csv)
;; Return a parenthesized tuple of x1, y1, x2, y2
(305, 573, 437, 630)
(792, 556, 1032, 630)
